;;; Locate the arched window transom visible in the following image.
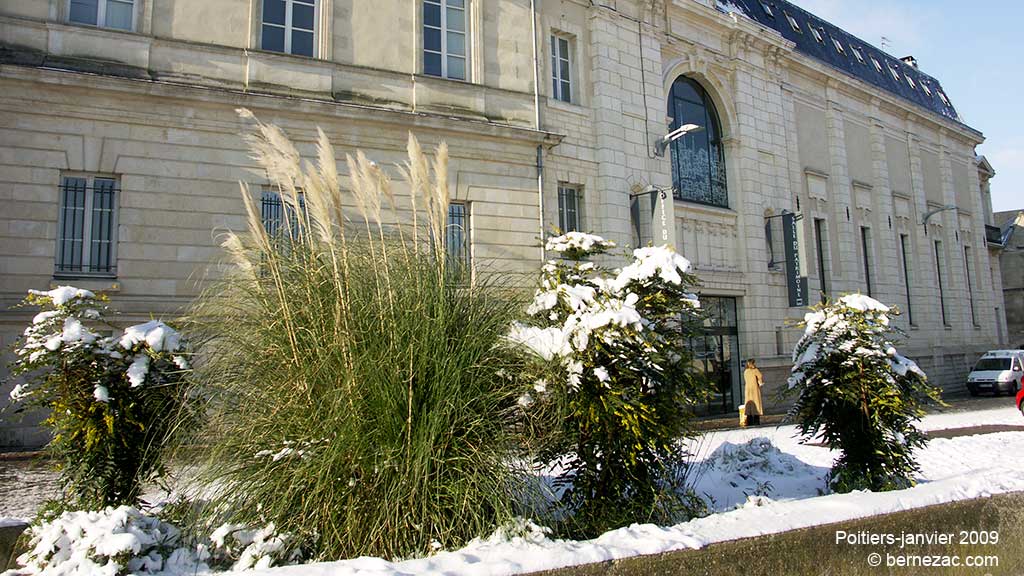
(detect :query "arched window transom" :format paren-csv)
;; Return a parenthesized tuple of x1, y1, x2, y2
(668, 77, 728, 208)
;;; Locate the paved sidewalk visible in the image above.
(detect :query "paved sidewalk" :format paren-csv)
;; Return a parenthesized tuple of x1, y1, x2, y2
(696, 393, 1016, 431)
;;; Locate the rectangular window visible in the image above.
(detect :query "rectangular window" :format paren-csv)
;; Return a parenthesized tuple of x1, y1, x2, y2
(814, 218, 830, 301)
(260, 188, 307, 238)
(860, 226, 873, 296)
(550, 34, 573, 103)
(557, 185, 582, 232)
(899, 234, 914, 325)
(57, 175, 118, 276)
(68, 0, 135, 30)
(261, 0, 316, 57)
(446, 202, 470, 267)
(934, 240, 948, 326)
(423, 0, 467, 81)
(964, 246, 977, 326)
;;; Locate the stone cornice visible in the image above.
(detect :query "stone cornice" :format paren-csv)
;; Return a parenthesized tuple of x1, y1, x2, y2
(0, 65, 564, 148)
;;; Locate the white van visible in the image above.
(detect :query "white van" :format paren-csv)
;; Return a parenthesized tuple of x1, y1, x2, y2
(966, 350, 1024, 396)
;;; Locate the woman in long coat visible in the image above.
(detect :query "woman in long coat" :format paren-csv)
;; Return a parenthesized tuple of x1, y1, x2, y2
(743, 358, 764, 426)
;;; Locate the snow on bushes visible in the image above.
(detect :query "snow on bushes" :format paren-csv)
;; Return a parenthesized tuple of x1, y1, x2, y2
(207, 522, 302, 571)
(507, 234, 710, 537)
(9, 506, 301, 575)
(7, 287, 192, 509)
(13, 507, 205, 576)
(697, 438, 828, 511)
(786, 294, 941, 493)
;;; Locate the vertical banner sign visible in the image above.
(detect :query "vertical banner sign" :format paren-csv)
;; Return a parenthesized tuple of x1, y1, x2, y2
(650, 189, 677, 249)
(783, 211, 808, 307)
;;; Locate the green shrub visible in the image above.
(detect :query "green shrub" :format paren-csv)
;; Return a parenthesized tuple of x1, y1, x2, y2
(183, 113, 528, 560)
(506, 233, 709, 537)
(7, 288, 191, 509)
(786, 294, 942, 492)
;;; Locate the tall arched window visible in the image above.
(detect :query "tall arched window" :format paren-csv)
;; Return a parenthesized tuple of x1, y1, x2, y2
(668, 77, 728, 207)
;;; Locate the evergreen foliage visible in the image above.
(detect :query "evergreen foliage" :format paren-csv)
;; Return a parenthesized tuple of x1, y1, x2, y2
(7, 288, 191, 510)
(507, 233, 710, 537)
(786, 294, 942, 492)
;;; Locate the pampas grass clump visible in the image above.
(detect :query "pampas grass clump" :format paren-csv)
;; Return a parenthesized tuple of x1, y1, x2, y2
(184, 112, 527, 560)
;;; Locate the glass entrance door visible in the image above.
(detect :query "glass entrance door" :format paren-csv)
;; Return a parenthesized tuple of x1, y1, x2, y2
(689, 296, 740, 415)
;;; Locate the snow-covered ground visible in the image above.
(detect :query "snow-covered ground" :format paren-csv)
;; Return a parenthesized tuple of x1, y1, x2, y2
(3, 404, 1023, 576)
(238, 404, 1024, 576)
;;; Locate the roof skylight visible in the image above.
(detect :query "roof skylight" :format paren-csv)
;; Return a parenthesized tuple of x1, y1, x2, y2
(785, 12, 801, 33)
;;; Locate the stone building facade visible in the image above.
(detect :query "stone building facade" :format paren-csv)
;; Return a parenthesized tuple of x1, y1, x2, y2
(994, 209, 1024, 349)
(0, 0, 1006, 445)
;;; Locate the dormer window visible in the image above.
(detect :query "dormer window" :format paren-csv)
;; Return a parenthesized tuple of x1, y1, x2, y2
(889, 64, 901, 82)
(922, 82, 933, 97)
(832, 38, 846, 55)
(810, 26, 824, 43)
(905, 75, 916, 90)
(937, 91, 950, 106)
(759, 1, 774, 17)
(785, 12, 800, 33)
(871, 57, 882, 73)
(852, 46, 865, 63)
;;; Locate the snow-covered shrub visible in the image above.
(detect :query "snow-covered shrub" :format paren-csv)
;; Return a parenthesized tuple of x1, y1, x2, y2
(206, 522, 302, 571)
(507, 233, 709, 537)
(12, 506, 207, 576)
(186, 114, 527, 560)
(9, 506, 302, 575)
(786, 294, 941, 492)
(7, 288, 191, 509)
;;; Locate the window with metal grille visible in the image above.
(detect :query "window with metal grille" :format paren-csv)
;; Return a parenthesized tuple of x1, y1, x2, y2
(446, 202, 470, 267)
(260, 188, 307, 238)
(261, 0, 316, 57)
(551, 34, 573, 103)
(68, 0, 135, 30)
(57, 175, 118, 276)
(557, 185, 582, 232)
(667, 76, 728, 208)
(423, 0, 468, 80)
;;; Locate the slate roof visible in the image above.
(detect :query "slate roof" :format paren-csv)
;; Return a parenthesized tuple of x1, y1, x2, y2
(719, 0, 961, 123)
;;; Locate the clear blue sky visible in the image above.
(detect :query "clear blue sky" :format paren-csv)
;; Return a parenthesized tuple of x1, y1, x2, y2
(791, 0, 1022, 214)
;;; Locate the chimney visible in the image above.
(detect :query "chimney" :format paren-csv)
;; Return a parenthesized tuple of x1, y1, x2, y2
(901, 55, 918, 69)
